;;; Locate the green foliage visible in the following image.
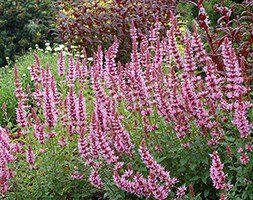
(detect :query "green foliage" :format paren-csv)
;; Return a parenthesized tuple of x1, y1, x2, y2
(0, 0, 58, 68)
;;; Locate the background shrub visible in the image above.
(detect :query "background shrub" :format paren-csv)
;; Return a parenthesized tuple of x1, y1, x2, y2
(194, 0, 253, 81)
(56, 0, 180, 63)
(0, 0, 58, 68)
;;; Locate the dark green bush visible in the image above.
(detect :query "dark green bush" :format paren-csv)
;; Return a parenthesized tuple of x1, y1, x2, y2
(0, 0, 58, 68)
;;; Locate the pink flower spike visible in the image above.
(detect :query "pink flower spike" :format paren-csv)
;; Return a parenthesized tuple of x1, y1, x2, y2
(89, 170, 104, 189)
(26, 145, 35, 169)
(58, 136, 67, 148)
(57, 51, 65, 76)
(210, 151, 232, 190)
(43, 83, 57, 128)
(16, 101, 27, 129)
(0, 127, 15, 194)
(176, 186, 187, 198)
(67, 86, 78, 127)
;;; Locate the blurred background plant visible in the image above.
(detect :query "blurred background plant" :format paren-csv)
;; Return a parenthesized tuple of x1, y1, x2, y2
(55, 0, 181, 64)
(0, 0, 58, 68)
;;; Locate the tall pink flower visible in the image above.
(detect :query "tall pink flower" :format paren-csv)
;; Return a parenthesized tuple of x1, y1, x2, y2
(14, 64, 28, 102)
(204, 58, 223, 101)
(57, 51, 65, 76)
(93, 105, 118, 164)
(16, 101, 27, 129)
(167, 26, 183, 69)
(77, 90, 86, 128)
(34, 118, 45, 144)
(104, 37, 119, 89)
(232, 100, 252, 139)
(113, 162, 150, 197)
(210, 151, 232, 190)
(139, 140, 177, 186)
(222, 37, 247, 101)
(67, 55, 76, 86)
(0, 128, 15, 194)
(43, 83, 57, 128)
(66, 86, 78, 127)
(26, 145, 35, 166)
(110, 107, 134, 154)
(192, 22, 207, 64)
(78, 132, 91, 164)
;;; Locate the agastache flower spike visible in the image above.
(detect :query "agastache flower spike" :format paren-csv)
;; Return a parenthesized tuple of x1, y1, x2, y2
(222, 37, 247, 101)
(14, 64, 28, 102)
(110, 107, 134, 154)
(43, 82, 57, 128)
(204, 58, 223, 101)
(232, 99, 252, 139)
(50, 76, 61, 107)
(192, 22, 207, 64)
(67, 55, 76, 86)
(78, 132, 91, 166)
(33, 82, 43, 106)
(66, 86, 78, 127)
(104, 37, 119, 91)
(183, 33, 196, 76)
(34, 118, 45, 144)
(0, 127, 15, 194)
(57, 51, 65, 76)
(26, 145, 35, 169)
(16, 101, 27, 130)
(94, 106, 118, 164)
(139, 140, 177, 186)
(113, 162, 150, 197)
(32, 53, 43, 83)
(210, 151, 232, 190)
(167, 23, 183, 69)
(77, 90, 86, 129)
(79, 50, 88, 84)
(88, 111, 100, 160)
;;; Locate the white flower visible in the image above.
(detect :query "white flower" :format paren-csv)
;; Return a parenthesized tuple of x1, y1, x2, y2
(46, 46, 52, 52)
(59, 44, 65, 49)
(54, 47, 61, 52)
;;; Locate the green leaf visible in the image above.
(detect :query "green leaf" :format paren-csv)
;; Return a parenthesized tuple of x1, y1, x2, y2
(157, 156, 167, 163)
(180, 158, 188, 166)
(204, 189, 209, 198)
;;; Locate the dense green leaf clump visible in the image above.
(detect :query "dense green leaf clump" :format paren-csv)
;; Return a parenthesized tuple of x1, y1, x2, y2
(0, 0, 57, 67)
